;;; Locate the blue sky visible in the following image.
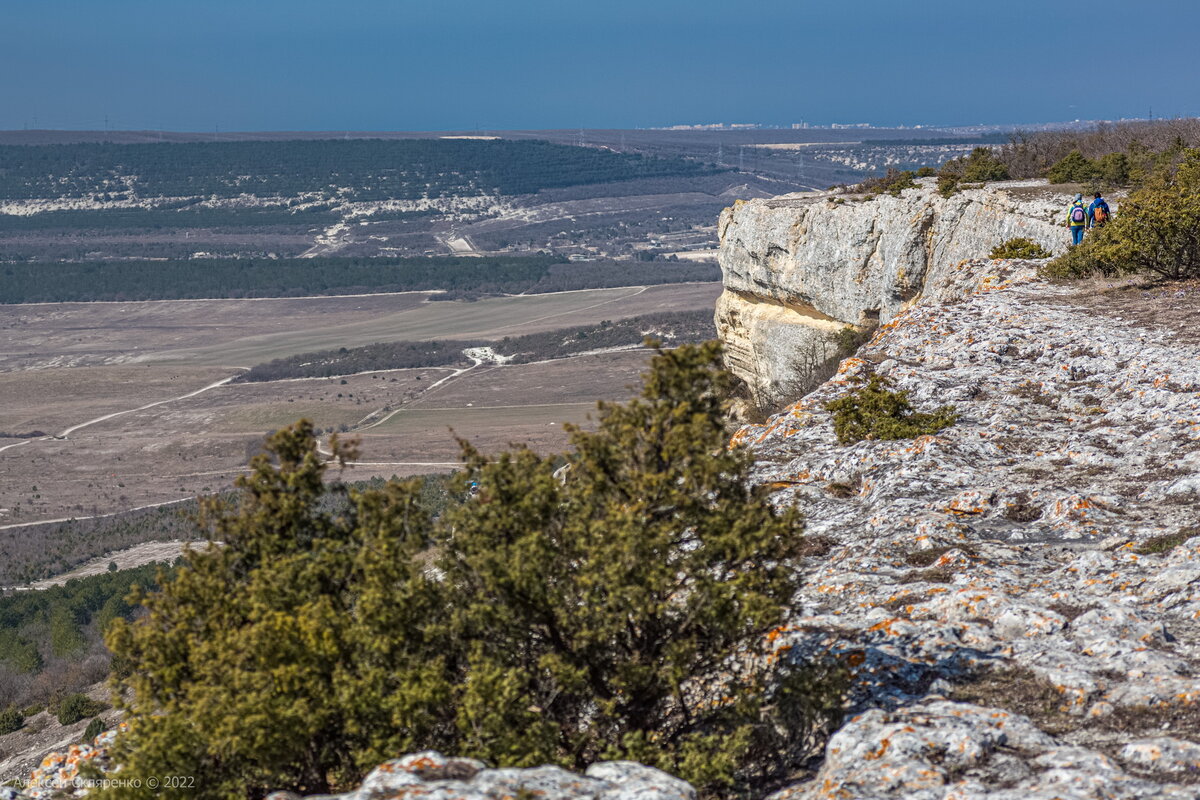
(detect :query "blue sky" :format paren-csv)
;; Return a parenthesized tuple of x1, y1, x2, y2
(2, 0, 1198, 131)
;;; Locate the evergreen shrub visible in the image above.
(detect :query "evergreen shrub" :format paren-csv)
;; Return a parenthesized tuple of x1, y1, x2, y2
(937, 147, 1010, 196)
(989, 238, 1052, 260)
(104, 344, 849, 799)
(0, 707, 22, 735)
(825, 375, 957, 445)
(1045, 149, 1200, 281)
(56, 694, 106, 726)
(83, 717, 106, 743)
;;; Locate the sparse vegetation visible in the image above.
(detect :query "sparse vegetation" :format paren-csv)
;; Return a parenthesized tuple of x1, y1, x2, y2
(1003, 492, 1044, 522)
(103, 346, 848, 799)
(1046, 603, 1092, 622)
(768, 325, 876, 415)
(902, 545, 974, 568)
(797, 535, 838, 558)
(1100, 701, 1200, 740)
(824, 481, 857, 499)
(1009, 380, 1059, 408)
(996, 118, 1200, 183)
(934, 121, 1200, 195)
(900, 567, 955, 584)
(825, 375, 957, 445)
(989, 238, 1052, 260)
(0, 505, 201, 585)
(858, 168, 918, 197)
(950, 667, 1079, 735)
(1135, 530, 1195, 555)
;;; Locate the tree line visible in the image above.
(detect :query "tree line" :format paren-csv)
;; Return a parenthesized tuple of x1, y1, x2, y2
(0, 563, 163, 715)
(0, 256, 717, 303)
(0, 139, 725, 202)
(237, 310, 716, 382)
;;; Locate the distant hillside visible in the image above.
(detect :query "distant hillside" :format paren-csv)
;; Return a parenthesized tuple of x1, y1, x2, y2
(0, 139, 725, 202)
(0, 256, 718, 303)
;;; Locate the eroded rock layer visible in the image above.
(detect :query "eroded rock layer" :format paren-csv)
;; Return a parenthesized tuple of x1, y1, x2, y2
(716, 180, 1069, 403)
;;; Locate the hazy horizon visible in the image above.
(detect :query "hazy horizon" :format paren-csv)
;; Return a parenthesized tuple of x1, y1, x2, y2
(3, 0, 1198, 133)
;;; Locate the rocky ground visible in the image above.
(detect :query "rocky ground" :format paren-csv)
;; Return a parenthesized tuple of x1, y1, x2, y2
(738, 260, 1200, 798)
(8, 261, 1199, 799)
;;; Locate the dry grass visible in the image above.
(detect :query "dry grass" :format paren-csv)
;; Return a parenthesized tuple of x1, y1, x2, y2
(949, 667, 1080, 736)
(902, 544, 976, 568)
(900, 566, 956, 584)
(1048, 278, 1200, 347)
(0, 281, 717, 529)
(1135, 530, 1197, 555)
(0, 283, 721, 370)
(797, 535, 838, 558)
(1046, 603, 1094, 622)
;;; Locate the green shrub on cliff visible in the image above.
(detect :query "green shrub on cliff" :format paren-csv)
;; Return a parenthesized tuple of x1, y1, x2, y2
(104, 344, 847, 799)
(1046, 150, 1097, 184)
(56, 693, 106, 725)
(82, 717, 106, 743)
(1045, 149, 1200, 281)
(859, 168, 918, 197)
(989, 238, 1052, 260)
(1045, 150, 1133, 188)
(937, 147, 1010, 196)
(0, 707, 22, 735)
(826, 375, 958, 445)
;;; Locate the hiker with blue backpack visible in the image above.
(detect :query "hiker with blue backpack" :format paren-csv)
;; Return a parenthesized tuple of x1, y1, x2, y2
(1068, 193, 1088, 245)
(1088, 192, 1112, 229)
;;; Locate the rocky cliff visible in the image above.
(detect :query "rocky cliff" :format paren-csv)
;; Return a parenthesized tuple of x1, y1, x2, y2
(732, 264, 1200, 798)
(713, 177, 1200, 798)
(716, 179, 1071, 405)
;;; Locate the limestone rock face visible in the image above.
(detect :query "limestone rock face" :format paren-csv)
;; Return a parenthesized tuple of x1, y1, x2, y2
(717, 180, 1071, 404)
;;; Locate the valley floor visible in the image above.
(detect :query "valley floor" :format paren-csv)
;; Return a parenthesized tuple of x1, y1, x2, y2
(0, 283, 720, 530)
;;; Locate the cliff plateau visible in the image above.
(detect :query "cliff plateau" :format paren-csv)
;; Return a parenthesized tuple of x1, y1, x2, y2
(715, 180, 1200, 798)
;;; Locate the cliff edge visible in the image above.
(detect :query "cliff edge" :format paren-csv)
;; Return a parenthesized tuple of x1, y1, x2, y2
(718, 180, 1200, 798)
(717, 179, 1072, 405)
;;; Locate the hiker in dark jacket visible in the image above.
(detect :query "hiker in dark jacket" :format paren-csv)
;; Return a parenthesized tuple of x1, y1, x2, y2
(1068, 193, 1088, 245)
(1088, 192, 1112, 229)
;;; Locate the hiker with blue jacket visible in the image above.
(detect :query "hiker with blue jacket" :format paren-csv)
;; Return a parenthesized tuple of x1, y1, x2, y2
(1088, 192, 1112, 229)
(1067, 193, 1088, 245)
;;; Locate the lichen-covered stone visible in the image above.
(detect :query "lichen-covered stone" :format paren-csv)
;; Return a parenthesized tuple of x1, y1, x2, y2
(585, 762, 696, 800)
(738, 251, 1200, 799)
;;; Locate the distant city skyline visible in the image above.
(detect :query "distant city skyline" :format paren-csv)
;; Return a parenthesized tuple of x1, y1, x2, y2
(2, 0, 1197, 133)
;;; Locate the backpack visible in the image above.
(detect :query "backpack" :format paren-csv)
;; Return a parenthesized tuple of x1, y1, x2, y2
(1071, 205, 1086, 224)
(1093, 203, 1109, 223)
